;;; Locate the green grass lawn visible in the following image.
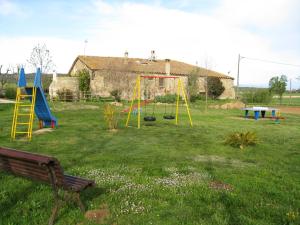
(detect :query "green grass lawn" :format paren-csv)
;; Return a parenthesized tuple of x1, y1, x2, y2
(0, 101, 299, 225)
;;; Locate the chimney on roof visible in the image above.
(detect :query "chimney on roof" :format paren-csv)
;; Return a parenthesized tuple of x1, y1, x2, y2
(150, 50, 156, 61)
(165, 59, 171, 75)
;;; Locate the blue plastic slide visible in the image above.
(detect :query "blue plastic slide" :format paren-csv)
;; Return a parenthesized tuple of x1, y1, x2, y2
(19, 68, 57, 127)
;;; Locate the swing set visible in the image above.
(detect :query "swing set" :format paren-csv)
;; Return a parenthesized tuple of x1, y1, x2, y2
(125, 75, 193, 128)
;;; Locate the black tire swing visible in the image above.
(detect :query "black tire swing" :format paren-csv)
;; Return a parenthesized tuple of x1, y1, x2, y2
(163, 78, 176, 120)
(144, 78, 156, 122)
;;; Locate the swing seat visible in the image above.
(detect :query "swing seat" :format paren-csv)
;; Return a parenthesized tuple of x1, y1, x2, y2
(163, 115, 175, 120)
(144, 116, 156, 122)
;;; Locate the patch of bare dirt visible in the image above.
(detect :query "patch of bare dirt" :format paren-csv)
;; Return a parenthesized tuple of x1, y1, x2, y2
(84, 204, 110, 224)
(209, 181, 233, 191)
(193, 155, 254, 167)
(209, 101, 245, 110)
(33, 128, 54, 135)
(0, 98, 15, 104)
(277, 106, 300, 115)
(53, 103, 99, 111)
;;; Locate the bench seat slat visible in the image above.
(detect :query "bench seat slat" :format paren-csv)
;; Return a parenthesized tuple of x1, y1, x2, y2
(0, 147, 55, 165)
(64, 175, 94, 191)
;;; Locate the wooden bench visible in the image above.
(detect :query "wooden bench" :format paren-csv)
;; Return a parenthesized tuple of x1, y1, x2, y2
(0, 147, 95, 225)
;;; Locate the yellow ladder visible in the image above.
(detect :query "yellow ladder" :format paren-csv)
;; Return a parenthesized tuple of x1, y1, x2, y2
(11, 87, 37, 140)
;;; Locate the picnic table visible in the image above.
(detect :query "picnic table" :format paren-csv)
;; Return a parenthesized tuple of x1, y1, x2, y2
(241, 107, 278, 120)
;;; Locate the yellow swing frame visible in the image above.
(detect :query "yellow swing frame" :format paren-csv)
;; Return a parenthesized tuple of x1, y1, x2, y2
(125, 75, 193, 128)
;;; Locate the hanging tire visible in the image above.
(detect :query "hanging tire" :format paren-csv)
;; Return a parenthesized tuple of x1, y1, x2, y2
(163, 115, 175, 120)
(144, 116, 156, 121)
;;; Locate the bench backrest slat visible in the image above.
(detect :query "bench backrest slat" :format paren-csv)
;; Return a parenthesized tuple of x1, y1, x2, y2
(0, 147, 65, 187)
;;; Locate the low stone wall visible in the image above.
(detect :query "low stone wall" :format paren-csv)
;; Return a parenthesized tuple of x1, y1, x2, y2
(49, 77, 79, 99)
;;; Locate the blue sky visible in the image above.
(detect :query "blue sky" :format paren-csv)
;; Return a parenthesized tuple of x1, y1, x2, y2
(1, 0, 300, 88)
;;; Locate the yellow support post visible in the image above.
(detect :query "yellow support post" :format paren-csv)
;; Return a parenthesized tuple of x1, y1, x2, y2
(126, 77, 138, 127)
(137, 76, 141, 129)
(175, 79, 180, 125)
(179, 79, 193, 127)
(28, 87, 36, 140)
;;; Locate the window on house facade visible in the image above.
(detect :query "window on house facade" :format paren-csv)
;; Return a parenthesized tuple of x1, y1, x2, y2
(159, 78, 164, 87)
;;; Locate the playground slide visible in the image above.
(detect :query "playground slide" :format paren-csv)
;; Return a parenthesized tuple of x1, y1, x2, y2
(25, 86, 57, 127)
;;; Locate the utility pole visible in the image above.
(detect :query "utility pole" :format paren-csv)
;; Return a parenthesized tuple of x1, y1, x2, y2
(289, 78, 292, 105)
(236, 54, 241, 99)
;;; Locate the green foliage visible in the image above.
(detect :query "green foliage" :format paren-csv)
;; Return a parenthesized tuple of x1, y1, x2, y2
(110, 89, 122, 102)
(77, 69, 90, 92)
(269, 75, 287, 104)
(207, 77, 225, 99)
(188, 69, 199, 99)
(103, 104, 118, 130)
(56, 88, 74, 102)
(155, 94, 181, 103)
(241, 89, 273, 104)
(41, 76, 52, 93)
(4, 87, 16, 99)
(225, 131, 258, 149)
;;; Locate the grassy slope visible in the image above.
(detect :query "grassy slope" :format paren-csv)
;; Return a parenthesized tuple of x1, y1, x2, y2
(0, 102, 299, 225)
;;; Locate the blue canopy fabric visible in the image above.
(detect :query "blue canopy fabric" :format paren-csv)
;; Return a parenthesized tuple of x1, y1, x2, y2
(17, 68, 27, 87)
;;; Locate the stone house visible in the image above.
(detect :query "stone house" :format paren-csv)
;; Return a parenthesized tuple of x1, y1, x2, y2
(49, 52, 235, 100)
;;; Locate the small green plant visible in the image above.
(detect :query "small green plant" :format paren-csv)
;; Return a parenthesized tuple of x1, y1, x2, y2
(4, 87, 17, 99)
(110, 89, 122, 102)
(103, 104, 118, 130)
(225, 131, 258, 149)
(285, 210, 299, 225)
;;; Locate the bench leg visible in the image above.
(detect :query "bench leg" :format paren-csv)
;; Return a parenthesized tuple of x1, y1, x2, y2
(49, 200, 60, 225)
(75, 192, 85, 212)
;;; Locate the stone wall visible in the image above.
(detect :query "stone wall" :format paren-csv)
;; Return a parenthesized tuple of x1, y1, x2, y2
(49, 77, 79, 99)
(219, 79, 235, 99)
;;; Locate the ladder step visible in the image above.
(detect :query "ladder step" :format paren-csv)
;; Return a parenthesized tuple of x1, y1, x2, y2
(16, 123, 30, 125)
(18, 104, 33, 107)
(15, 132, 30, 134)
(20, 95, 32, 97)
(18, 114, 31, 116)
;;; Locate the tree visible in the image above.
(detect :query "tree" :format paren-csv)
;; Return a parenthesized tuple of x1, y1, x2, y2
(27, 44, 54, 73)
(0, 65, 12, 90)
(77, 69, 90, 92)
(269, 75, 287, 104)
(188, 69, 200, 102)
(207, 77, 225, 99)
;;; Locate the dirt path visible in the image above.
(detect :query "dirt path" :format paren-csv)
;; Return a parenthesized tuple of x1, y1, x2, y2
(0, 98, 15, 104)
(277, 106, 300, 115)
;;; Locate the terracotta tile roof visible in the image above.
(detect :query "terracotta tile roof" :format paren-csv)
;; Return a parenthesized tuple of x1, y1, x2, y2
(69, 55, 233, 79)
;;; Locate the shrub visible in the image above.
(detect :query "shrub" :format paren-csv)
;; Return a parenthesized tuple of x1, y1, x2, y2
(207, 77, 225, 99)
(4, 87, 17, 99)
(225, 131, 258, 149)
(56, 88, 74, 102)
(241, 89, 273, 104)
(77, 69, 90, 92)
(155, 94, 181, 103)
(42, 76, 52, 93)
(103, 104, 118, 130)
(110, 89, 122, 102)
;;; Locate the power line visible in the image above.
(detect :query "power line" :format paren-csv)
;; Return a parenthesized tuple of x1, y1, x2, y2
(241, 56, 300, 68)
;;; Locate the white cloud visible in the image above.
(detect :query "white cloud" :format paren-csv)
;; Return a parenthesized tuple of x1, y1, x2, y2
(0, 37, 82, 73)
(214, 0, 296, 29)
(0, 0, 25, 16)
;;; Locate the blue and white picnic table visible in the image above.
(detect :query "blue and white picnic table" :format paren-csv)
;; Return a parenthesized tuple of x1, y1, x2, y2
(241, 107, 278, 120)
